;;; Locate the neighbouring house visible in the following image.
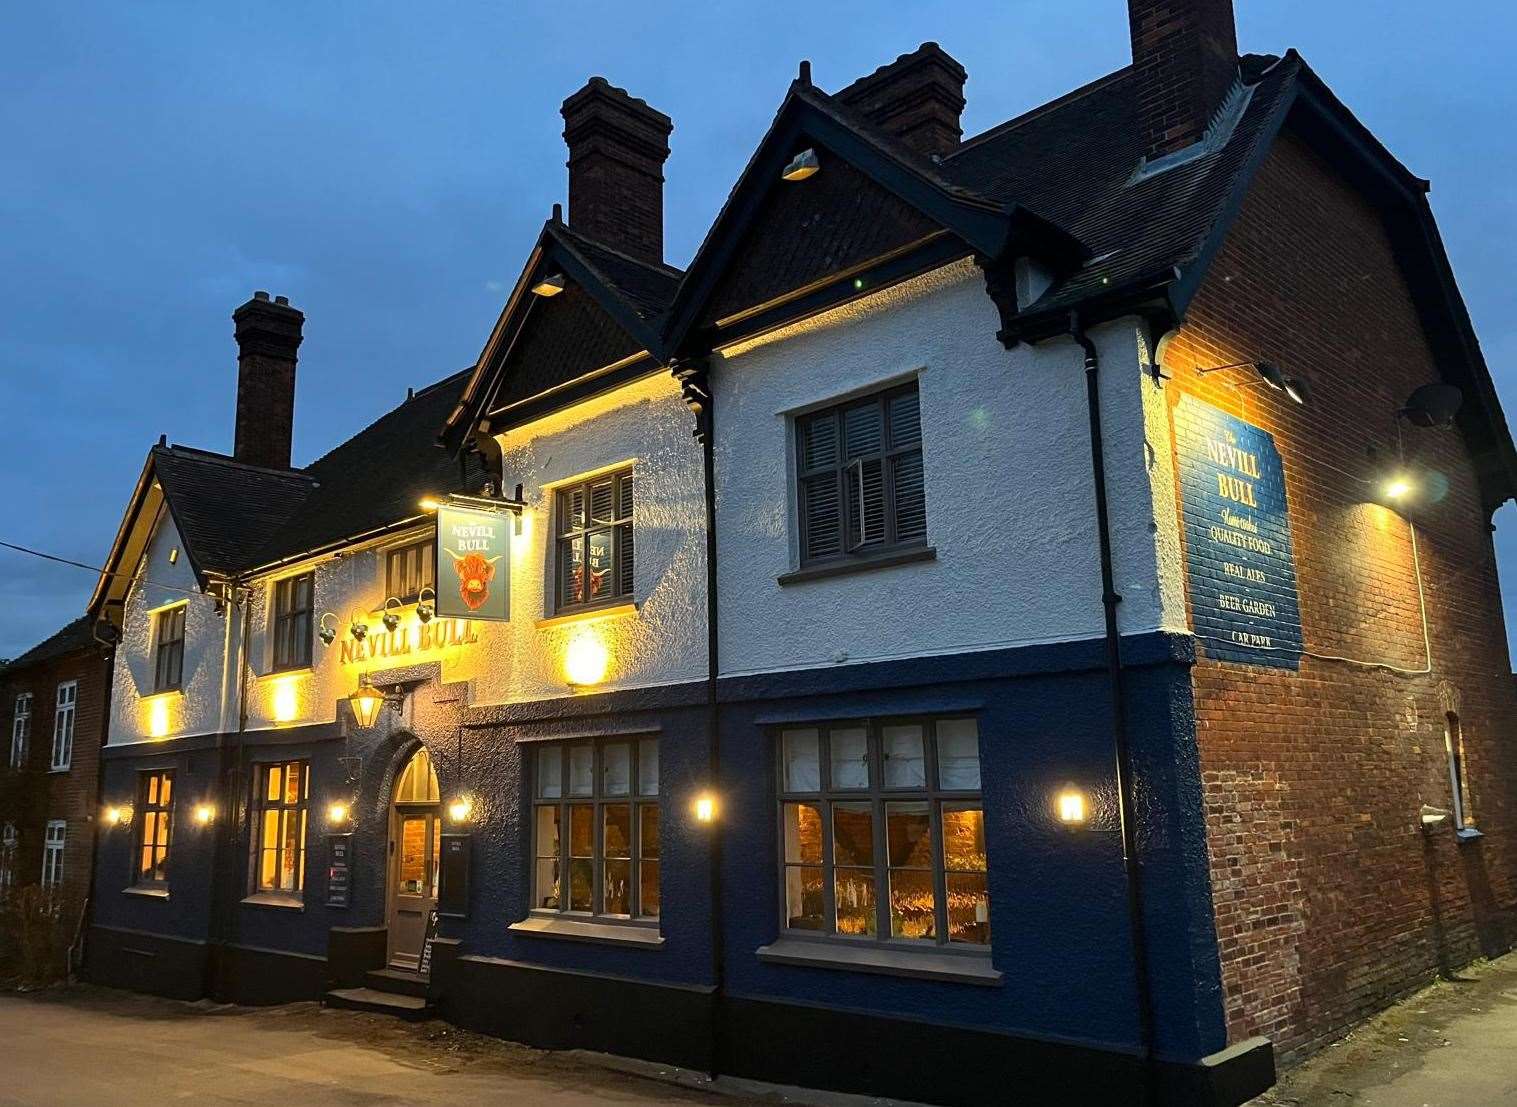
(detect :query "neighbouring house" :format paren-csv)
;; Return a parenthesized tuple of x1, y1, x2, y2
(81, 1, 1517, 1104)
(0, 615, 112, 981)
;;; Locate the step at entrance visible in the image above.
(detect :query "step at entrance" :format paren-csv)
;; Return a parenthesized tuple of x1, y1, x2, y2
(364, 967, 430, 998)
(324, 986, 433, 1021)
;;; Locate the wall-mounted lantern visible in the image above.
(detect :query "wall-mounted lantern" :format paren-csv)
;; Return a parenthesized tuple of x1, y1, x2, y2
(327, 801, 351, 826)
(193, 803, 215, 827)
(447, 797, 474, 824)
(103, 805, 132, 828)
(564, 632, 610, 688)
(1055, 784, 1089, 829)
(348, 674, 389, 729)
(692, 792, 719, 825)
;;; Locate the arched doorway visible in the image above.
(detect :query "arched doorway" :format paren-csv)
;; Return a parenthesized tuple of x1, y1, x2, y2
(386, 744, 441, 971)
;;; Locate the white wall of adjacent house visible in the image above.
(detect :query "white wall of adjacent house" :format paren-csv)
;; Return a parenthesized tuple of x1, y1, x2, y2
(109, 514, 234, 744)
(709, 256, 1187, 678)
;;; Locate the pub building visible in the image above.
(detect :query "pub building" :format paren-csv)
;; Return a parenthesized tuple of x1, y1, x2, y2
(84, 1, 1517, 1103)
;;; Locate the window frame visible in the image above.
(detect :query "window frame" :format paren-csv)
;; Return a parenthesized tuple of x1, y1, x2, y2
(41, 819, 66, 891)
(134, 769, 175, 888)
(271, 573, 315, 673)
(153, 604, 187, 693)
(250, 760, 309, 897)
(50, 682, 77, 771)
(530, 737, 660, 927)
(774, 715, 988, 952)
(10, 692, 31, 769)
(385, 537, 436, 605)
(0, 822, 17, 897)
(552, 467, 636, 615)
(1445, 712, 1475, 831)
(793, 380, 927, 568)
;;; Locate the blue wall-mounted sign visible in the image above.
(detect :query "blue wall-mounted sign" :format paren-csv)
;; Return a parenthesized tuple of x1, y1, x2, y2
(1174, 396, 1303, 669)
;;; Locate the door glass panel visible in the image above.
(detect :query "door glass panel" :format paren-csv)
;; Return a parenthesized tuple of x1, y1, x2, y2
(399, 817, 426, 894)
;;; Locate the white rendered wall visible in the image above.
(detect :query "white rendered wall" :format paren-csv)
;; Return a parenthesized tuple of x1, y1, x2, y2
(710, 257, 1182, 677)
(109, 514, 234, 744)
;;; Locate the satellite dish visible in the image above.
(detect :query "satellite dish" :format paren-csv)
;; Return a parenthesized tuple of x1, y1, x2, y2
(1401, 383, 1462, 429)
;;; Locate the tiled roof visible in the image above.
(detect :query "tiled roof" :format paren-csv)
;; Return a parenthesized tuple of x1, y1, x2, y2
(152, 446, 317, 575)
(554, 224, 682, 321)
(3, 615, 98, 671)
(247, 368, 489, 567)
(941, 53, 1299, 318)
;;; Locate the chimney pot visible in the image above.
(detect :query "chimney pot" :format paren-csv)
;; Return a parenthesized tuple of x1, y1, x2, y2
(232, 292, 304, 470)
(560, 78, 673, 263)
(835, 42, 967, 158)
(1128, 0, 1239, 162)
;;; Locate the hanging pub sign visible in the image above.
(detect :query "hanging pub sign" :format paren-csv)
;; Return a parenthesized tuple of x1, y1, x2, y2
(435, 503, 510, 622)
(1173, 395, 1303, 669)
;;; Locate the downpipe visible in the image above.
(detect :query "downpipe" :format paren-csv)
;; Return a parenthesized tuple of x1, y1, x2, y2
(1069, 311, 1159, 1103)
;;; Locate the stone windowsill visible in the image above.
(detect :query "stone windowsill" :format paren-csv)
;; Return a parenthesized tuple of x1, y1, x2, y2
(535, 601, 639, 631)
(241, 892, 304, 911)
(509, 914, 664, 948)
(777, 545, 937, 586)
(756, 937, 1001, 986)
(122, 885, 170, 899)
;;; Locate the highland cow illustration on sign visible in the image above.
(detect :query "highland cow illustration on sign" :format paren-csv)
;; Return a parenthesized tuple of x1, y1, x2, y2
(435, 503, 509, 622)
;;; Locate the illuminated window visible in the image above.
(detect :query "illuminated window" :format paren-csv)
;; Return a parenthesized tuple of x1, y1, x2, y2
(153, 605, 186, 692)
(794, 381, 925, 565)
(271, 573, 314, 672)
(135, 770, 174, 886)
(50, 682, 76, 771)
(252, 761, 308, 896)
(385, 538, 435, 604)
(41, 819, 66, 893)
(777, 717, 986, 946)
(0, 823, 17, 897)
(532, 738, 659, 922)
(554, 469, 634, 613)
(1446, 713, 1475, 831)
(9, 693, 31, 769)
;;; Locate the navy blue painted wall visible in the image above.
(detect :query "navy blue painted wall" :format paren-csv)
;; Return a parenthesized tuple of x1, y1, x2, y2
(89, 631, 1226, 1064)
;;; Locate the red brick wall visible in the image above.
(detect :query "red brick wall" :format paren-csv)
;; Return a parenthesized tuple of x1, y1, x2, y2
(1163, 132, 1517, 1059)
(0, 645, 110, 906)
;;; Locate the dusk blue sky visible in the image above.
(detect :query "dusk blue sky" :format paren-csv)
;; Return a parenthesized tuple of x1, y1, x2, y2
(2, 2, 1514, 659)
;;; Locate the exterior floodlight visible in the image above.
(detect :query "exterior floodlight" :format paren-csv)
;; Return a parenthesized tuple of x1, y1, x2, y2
(1400, 383, 1462, 429)
(318, 612, 339, 646)
(327, 802, 351, 825)
(418, 496, 444, 513)
(1195, 360, 1310, 405)
(382, 597, 403, 633)
(782, 148, 820, 181)
(531, 273, 566, 297)
(693, 793, 718, 824)
(193, 803, 215, 826)
(448, 797, 473, 823)
(1383, 476, 1414, 501)
(417, 587, 436, 624)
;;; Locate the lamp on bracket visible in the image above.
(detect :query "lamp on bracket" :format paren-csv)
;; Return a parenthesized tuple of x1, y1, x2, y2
(1194, 360, 1310, 406)
(348, 673, 405, 729)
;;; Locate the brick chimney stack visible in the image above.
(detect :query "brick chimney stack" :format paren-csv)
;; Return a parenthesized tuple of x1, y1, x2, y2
(835, 42, 967, 159)
(1129, 0, 1239, 162)
(560, 78, 673, 263)
(231, 291, 303, 470)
